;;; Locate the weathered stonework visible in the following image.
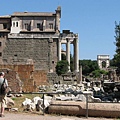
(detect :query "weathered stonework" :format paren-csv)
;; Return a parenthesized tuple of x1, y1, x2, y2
(0, 65, 48, 92)
(0, 6, 79, 92)
(49, 101, 120, 118)
(3, 38, 50, 70)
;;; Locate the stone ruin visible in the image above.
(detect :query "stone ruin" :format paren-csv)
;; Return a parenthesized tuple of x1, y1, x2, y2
(2, 66, 120, 118)
(1, 63, 120, 103)
(0, 61, 119, 118)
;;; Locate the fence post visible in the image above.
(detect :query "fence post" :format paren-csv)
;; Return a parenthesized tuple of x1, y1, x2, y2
(43, 93, 45, 115)
(86, 93, 88, 118)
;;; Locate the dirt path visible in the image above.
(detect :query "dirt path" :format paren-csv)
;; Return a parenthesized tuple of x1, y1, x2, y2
(0, 112, 116, 120)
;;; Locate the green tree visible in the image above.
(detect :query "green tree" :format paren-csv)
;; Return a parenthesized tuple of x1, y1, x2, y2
(110, 59, 116, 67)
(79, 60, 99, 76)
(56, 60, 69, 75)
(91, 70, 108, 78)
(113, 22, 120, 74)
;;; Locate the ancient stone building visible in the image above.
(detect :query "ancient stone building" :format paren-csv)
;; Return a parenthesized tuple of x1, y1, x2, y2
(0, 6, 79, 92)
(97, 55, 110, 69)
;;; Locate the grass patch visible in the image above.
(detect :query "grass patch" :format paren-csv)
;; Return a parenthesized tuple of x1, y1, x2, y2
(11, 94, 43, 112)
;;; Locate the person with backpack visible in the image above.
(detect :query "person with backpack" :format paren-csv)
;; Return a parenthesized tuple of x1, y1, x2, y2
(0, 72, 8, 117)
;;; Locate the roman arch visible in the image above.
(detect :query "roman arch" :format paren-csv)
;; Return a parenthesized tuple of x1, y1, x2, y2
(97, 55, 110, 69)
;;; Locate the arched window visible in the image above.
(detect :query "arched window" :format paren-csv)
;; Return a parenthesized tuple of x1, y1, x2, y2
(16, 22, 18, 27)
(13, 22, 15, 27)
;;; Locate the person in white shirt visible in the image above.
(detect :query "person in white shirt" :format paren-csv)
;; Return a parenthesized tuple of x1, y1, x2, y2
(0, 72, 8, 117)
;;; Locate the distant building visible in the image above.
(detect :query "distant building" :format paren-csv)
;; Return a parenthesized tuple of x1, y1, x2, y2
(97, 55, 110, 69)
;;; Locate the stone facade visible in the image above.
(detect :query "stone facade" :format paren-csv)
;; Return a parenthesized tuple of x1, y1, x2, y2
(0, 6, 79, 92)
(0, 6, 61, 72)
(3, 37, 55, 71)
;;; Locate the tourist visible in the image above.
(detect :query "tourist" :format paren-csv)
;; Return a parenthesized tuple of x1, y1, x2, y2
(0, 72, 8, 117)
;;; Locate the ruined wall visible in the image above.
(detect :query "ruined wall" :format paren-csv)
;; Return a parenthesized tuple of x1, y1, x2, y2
(0, 32, 60, 92)
(0, 33, 8, 64)
(2, 33, 58, 72)
(3, 38, 50, 70)
(33, 70, 48, 85)
(0, 65, 48, 92)
(47, 72, 63, 84)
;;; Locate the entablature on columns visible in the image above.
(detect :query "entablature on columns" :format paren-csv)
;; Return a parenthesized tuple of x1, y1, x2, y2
(59, 32, 78, 43)
(97, 55, 109, 60)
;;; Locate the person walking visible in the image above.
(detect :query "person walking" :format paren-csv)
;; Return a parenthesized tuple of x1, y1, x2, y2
(0, 72, 8, 117)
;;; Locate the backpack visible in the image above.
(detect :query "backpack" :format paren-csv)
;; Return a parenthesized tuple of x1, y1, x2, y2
(0, 78, 7, 95)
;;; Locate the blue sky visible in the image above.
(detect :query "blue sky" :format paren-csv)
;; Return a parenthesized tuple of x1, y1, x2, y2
(0, 0, 120, 60)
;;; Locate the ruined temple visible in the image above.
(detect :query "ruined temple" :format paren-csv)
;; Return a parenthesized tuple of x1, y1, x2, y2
(0, 6, 79, 92)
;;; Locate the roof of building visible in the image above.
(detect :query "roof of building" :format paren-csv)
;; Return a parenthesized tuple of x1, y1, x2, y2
(0, 15, 11, 18)
(0, 29, 10, 32)
(11, 12, 56, 17)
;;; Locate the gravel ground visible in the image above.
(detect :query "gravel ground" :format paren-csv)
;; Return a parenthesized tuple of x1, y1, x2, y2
(0, 112, 116, 120)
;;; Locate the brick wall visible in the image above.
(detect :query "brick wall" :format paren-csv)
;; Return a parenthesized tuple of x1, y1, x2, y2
(0, 65, 48, 92)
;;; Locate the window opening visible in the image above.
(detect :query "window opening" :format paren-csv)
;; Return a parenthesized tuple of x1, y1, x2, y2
(14, 54, 17, 57)
(49, 23, 53, 29)
(37, 23, 41, 30)
(0, 42, 2, 46)
(13, 22, 15, 27)
(2, 33, 4, 38)
(16, 22, 18, 27)
(3, 23, 7, 29)
(52, 60, 54, 64)
(25, 23, 28, 30)
(0, 33, 4, 38)
(0, 52, 2, 57)
(40, 22, 43, 31)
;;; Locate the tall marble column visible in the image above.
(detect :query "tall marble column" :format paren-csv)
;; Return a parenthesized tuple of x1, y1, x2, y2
(66, 38, 70, 72)
(74, 37, 79, 72)
(58, 39, 61, 61)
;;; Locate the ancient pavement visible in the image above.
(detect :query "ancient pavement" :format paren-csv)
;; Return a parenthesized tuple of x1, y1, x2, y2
(0, 112, 115, 120)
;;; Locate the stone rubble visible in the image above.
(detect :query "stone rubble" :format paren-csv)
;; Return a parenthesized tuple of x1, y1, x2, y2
(4, 79, 120, 113)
